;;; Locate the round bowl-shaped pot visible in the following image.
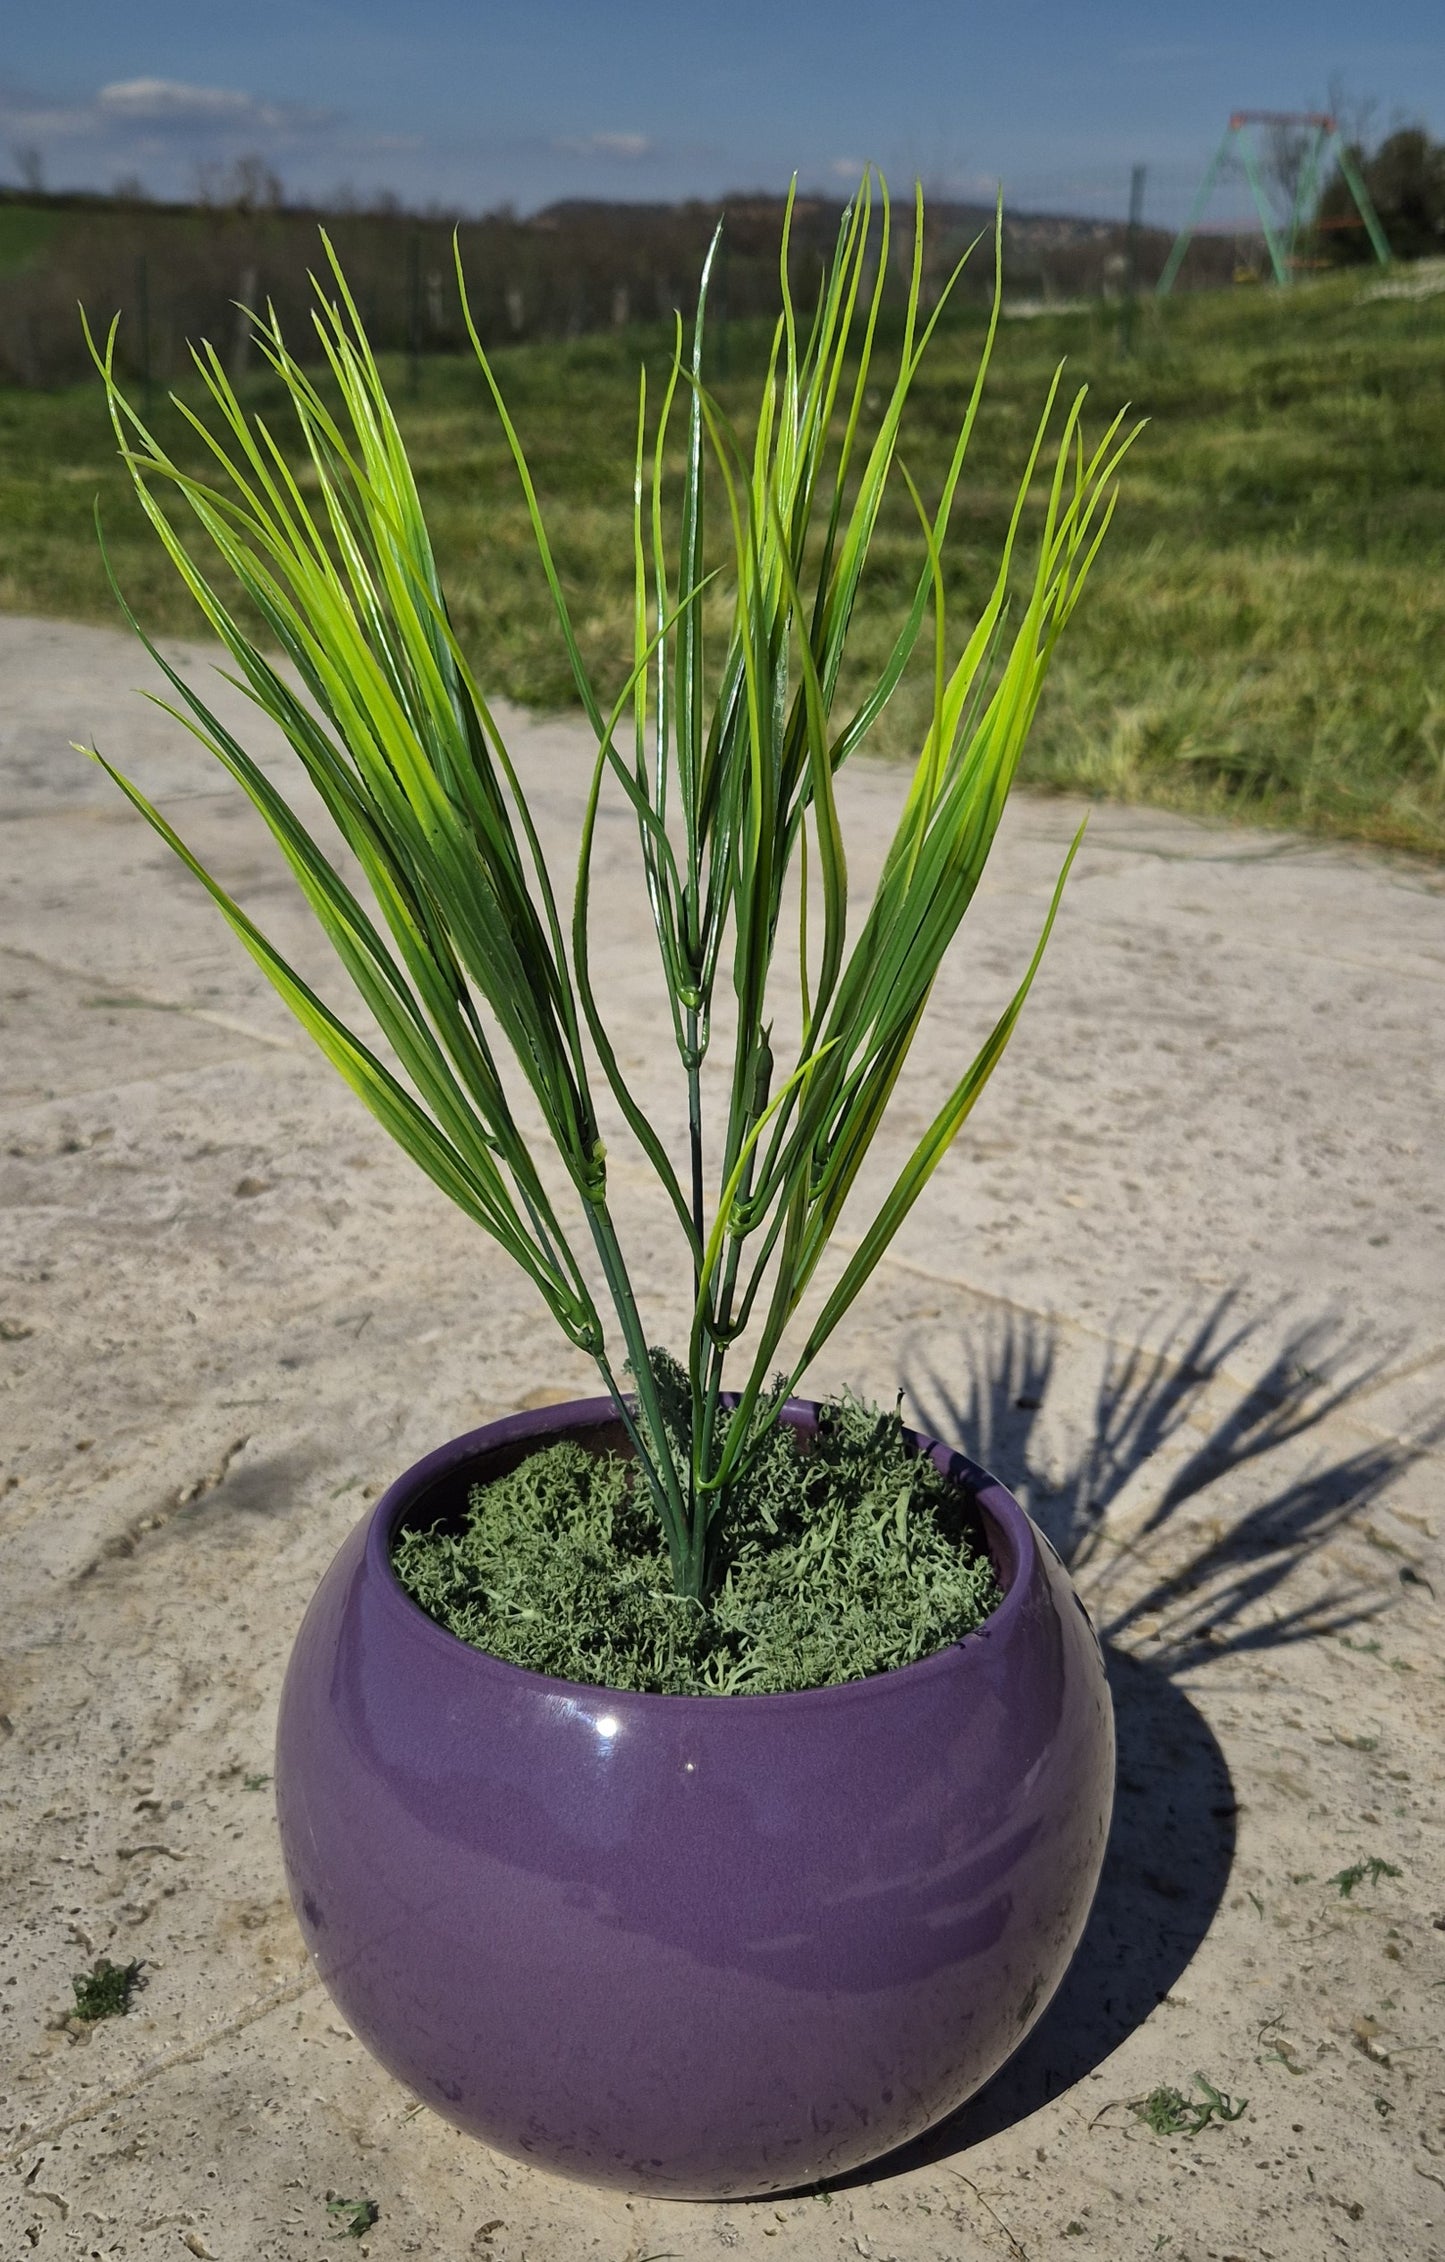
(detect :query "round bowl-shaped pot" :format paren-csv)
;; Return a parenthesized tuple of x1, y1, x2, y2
(275, 1398, 1113, 2198)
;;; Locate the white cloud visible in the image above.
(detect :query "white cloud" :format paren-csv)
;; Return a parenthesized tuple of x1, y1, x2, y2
(98, 79, 261, 123)
(0, 75, 333, 153)
(98, 78, 334, 136)
(553, 130, 653, 160)
(830, 157, 868, 181)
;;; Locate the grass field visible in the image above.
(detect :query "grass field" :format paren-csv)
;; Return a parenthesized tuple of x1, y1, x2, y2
(1, 260, 1442, 854)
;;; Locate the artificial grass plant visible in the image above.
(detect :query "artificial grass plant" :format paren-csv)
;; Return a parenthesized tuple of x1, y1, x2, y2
(86, 175, 1134, 1609)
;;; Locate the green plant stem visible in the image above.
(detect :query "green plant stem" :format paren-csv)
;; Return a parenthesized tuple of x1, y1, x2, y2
(685, 1005, 705, 1281)
(580, 1193, 696, 1588)
(695, 1328, 729, 1572)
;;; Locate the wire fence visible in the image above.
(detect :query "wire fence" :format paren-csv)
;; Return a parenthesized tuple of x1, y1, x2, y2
(0, 189, 1254, 392)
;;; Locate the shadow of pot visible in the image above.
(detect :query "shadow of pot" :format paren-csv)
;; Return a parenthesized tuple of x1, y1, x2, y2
(274, 1398, 1115, 2199)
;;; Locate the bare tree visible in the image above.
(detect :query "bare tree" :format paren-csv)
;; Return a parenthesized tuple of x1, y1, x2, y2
(1326, 76, 1379, 154)
(1264, 120, 1316, 224)
(229, 155, 285, 214)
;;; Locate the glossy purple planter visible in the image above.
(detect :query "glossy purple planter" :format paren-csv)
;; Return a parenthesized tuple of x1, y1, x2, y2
(275, 1398, 1113, 2198)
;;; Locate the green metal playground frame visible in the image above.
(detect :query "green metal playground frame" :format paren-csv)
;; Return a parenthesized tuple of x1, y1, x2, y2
(1158, 111, 1391, 295)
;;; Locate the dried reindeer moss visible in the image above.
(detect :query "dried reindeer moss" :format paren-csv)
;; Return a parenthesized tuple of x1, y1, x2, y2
(391, 1397, 1003, 1695)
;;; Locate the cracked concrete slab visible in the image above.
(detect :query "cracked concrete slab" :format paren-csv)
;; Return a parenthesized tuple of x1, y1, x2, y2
(2, 613, 1443, 2261)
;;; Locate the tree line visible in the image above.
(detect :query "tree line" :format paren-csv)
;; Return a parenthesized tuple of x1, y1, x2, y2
(1316, 127, 1445, 263)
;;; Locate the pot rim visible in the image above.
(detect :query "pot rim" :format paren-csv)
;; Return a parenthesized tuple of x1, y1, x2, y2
(363, 1392, 1041, 1712)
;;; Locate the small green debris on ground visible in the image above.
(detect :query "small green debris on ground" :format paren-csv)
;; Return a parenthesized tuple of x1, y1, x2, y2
(71, 1955, 143, 2021)
(1132, 2074, 1249, 2137)
(1256, 2011, 1307, 2075)
(242, 1771, 271, 1791)
(1329, 1856, 1403, 1898)
(325, 2194, 379, 2238)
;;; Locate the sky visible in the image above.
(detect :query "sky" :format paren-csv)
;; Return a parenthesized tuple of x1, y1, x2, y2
(2, 0, 1441, 226)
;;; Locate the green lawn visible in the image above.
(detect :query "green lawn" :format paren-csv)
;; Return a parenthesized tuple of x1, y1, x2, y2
(0, 204, 63, 275)
(2, 264, 1442, 854)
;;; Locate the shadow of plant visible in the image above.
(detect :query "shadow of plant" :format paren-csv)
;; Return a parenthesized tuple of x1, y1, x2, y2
(843, 1292, 1435, 2178)
(908, 1289, 1429, 1669)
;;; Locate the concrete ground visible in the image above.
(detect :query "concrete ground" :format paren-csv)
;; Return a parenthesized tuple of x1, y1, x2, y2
(1, 611, 1443, 2262)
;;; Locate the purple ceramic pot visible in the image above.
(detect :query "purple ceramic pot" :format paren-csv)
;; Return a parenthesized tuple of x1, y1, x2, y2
(275, 1398, 1113, 2198)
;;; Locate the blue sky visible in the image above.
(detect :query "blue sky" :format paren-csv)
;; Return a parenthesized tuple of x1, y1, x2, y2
(3, 1, 1440, 224)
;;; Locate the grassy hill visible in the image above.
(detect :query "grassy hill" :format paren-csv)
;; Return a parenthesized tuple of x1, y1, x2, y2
(1, 260, 1442, 854)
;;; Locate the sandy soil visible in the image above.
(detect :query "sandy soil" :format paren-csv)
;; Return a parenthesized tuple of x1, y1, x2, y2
(2, 613, 1443, 2262)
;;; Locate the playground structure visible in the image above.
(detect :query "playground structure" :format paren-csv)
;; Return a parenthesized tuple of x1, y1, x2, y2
(1158, 111, 1391, 294)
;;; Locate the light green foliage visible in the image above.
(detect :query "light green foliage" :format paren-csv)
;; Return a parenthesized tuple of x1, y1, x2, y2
(84, 178, 1128, 1599)
(392, 1391, 1002, 1694)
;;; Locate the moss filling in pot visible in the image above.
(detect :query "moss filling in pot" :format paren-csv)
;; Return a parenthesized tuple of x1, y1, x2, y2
(391, 1398, 1003, 1696)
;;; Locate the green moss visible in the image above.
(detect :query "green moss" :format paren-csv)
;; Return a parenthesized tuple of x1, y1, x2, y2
(391, 1398, 1003, 1695)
